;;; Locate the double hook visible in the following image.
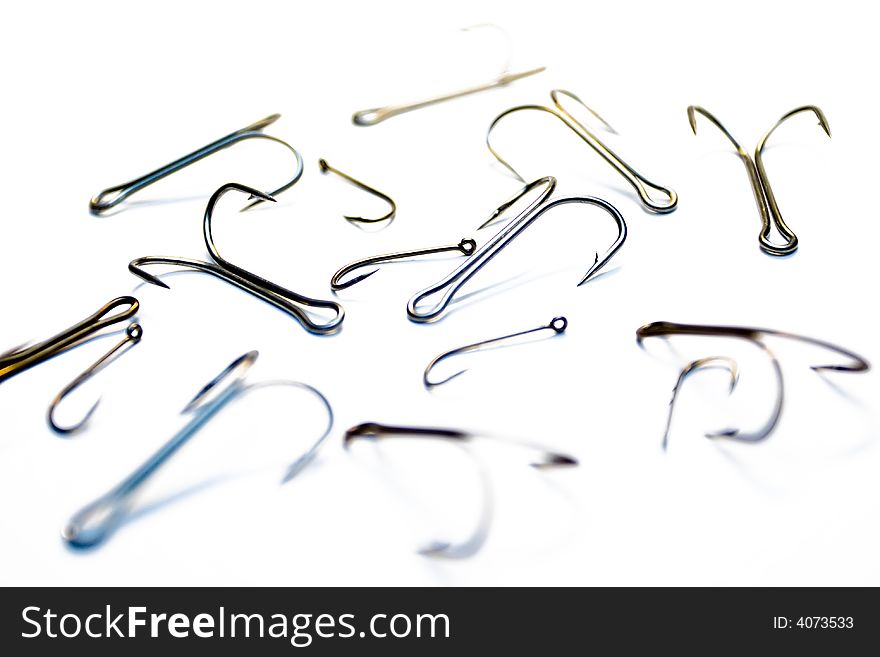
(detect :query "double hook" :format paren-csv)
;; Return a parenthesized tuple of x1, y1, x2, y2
(130, 183, 344, 335)
(344, 421, 575, 557)
(637, 321, 869, 447)
(319, 159, 396, 226)
(687, 105, 830, 255)
(0, 297, 142, 435)
(407, 177, 627, 322)
(90, 114, 304, 215)
(63, 350, 334, 548)
(487, 90, 678, 213)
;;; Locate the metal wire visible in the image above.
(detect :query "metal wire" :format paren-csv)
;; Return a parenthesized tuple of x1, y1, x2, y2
(687, 105, 830, 255)
(487, 90, 678, 213)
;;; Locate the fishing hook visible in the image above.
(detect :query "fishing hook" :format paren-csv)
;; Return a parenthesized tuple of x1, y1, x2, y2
(130, 183, 344, 335)
(423, 316, 567, 387)
(661, 356, 739, 451)
(352, 24, 545, 126)
(90, 114, 304, 215)
(318, 159, 397, 226)
(0, 297, 139, 385)
(407, 177, 627, 323)
(687, 105, 830, 255)
(637, 321, 869, 444)
(47, 323, 143, 435)
(344, 421, 575, 557)
(331, 238, 476, 291)
(62, 351, 334, 548)
(487, 90, 678, 213)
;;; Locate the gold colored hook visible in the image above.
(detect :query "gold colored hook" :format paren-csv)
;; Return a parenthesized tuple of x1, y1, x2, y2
(688, 105, 830, 255)
(319, 159, 397, 226)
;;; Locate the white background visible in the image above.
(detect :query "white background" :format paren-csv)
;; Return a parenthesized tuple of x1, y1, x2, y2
(1, 0, 878, 585)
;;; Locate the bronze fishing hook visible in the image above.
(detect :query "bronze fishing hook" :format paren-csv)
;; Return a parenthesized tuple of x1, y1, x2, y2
(0, 297, 139, 385)
(687, 105, 830, 255)
(423, 316, 567, 387)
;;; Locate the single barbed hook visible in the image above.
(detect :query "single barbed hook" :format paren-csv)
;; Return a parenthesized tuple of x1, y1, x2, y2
(47, 323, 143, 435)
(637, 321, 868, 445)
(352, 25, 545, 126)
(407, 177, 627, 323)
(331, 238, 476, 291)
(130, 184, 344, 335)
(89, 114, 304, 215)
(318, 159, 396, 226)
(687, 105, 830, 256)
(487, 90, 678, 213)
(424, 316, 567, 387)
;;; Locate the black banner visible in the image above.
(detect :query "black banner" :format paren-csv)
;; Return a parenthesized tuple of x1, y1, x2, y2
(0, 587, 873, 653)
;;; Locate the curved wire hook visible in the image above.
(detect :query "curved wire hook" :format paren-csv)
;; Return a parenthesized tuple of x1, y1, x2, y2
(637, 321, 868, 444)
(407, 177, 627, 323)
(343, 421, 576, 558)
(424, 316, 567, 387)
(661, 356, 739, 451)
(331, 238, 476, 291)
(352, 24, 544, 126)
(687, 105, 830, 256)
(47, 323, 143, 435)
(318, 159, 397, 226)
(487, 90, 678, 213)
(62, 351, 335, 548)
(0, 297, 139, 384)
(89, 114, 304, 215)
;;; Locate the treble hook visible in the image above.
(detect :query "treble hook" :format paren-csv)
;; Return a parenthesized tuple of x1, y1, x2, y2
(424, 316, 567, 387)
(89, 114, 304, 215)
(318, 159, 396, 226)
(352, 24, 545, 126)
(344, 421, 575, 557)
(407, 177, 627, 323)
(331, 238, 476, 291)
(487, 90, 678, 213)
(687, 105, 831, 255)
(637, 321, 869, 444)
(0, 297, 139, 385)
(130, 183, 344, 335)
(62, 351, 334, 548)
(48, 323, 143, 435)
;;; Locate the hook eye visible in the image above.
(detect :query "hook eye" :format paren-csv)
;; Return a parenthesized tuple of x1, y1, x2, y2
(91, 296, 140, 327)
(182, 351, 258, 413)
(352, 108, 388, 126)
(549, 316, 568, 333)
(551, 89, 617, 135)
